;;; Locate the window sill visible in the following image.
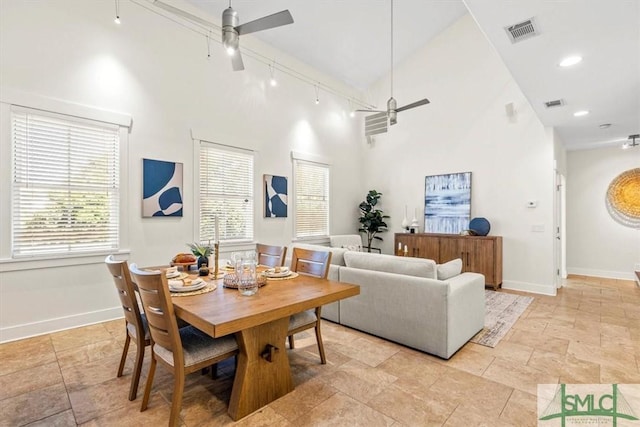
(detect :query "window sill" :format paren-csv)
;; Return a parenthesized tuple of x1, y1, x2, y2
(0, 250, 131, 272)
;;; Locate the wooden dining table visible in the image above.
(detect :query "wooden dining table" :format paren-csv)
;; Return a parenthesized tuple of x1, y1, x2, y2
(170, 273, 359, 421)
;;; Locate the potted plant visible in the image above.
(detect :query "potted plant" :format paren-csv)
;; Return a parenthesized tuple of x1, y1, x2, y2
(187, 242, 212, 269)
(358, 190, 390, 253)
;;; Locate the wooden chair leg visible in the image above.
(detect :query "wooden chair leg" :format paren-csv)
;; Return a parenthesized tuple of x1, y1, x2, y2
(288, 334, 295, 349)
(128, 341, 145, 401)
(314, 323, 327, 365)
(141, 355, 156, 412)
(210, 363, 218, 379)
(169, 368, 185, 427)
(117, 333, 131, 377)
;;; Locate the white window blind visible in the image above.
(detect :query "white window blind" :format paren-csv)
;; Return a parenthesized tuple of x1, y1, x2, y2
(294, 159, 329, 238)
(11, 107, 120, 257)
(199, 142, 254, 242)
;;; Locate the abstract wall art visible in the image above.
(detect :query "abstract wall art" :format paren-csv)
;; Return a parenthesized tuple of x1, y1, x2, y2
(142, 158, 183, 217)
(606, 168, 640, 228)
(424, 172, 472, 234)
(264, 174, 287, 218)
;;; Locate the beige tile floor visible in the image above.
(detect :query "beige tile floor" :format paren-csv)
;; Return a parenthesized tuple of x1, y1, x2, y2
(1, 276, 638, 426)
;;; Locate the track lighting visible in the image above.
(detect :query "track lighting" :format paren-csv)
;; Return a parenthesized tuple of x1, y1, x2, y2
(114, 0, 121, 24)
(623, 134, 639, 149)
(314, 85, 320, 105)
(348, 100, 355, 117)
(269, 64, 277, 87)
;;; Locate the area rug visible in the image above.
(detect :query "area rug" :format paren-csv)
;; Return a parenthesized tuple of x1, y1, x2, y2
(470, 290, 534, 348)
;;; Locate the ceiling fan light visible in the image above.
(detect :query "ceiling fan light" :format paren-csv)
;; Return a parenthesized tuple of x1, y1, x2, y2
(223, 30, 239, 56)
(114, 16, 121, 24)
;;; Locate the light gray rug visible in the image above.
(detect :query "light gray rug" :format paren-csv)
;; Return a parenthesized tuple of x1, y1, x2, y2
(470, 290, 534, 348)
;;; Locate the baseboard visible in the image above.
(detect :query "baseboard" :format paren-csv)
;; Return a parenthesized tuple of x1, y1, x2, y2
(0, 307, 123, 344)
(502, 280, 556, 296)
(566, 267, 635, 281)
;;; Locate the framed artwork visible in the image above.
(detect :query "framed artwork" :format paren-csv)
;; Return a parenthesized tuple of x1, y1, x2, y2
(424, 172, 472, 234)
(264, 174, 287, 218)
(142, 158, 183, 217)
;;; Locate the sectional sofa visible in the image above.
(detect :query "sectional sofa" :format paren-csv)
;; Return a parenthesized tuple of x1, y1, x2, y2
(288, 242, 486, 359)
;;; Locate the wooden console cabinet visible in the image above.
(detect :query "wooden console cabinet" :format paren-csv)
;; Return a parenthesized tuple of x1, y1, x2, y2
(395, 233, 503, 289)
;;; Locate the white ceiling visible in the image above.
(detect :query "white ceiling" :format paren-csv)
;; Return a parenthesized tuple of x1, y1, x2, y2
(182, 0, 640, 151)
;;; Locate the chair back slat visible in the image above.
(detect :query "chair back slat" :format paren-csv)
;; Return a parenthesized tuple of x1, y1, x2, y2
(290, 248, 332, 279)
(130, 266, 182, 355)
(256, 244, 287, 267)
(105, 256, 144, 334)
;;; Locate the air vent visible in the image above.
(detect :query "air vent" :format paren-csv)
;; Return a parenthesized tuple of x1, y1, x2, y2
(544, 99, 564, 108)
(365, 112, 388, 137)
(505, 18, 538, 43)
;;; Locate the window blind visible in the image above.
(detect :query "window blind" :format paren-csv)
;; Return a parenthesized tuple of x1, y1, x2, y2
(199, 142, 254, 242)
(11, 108, 120, 256)
(294, 160, 329, 238)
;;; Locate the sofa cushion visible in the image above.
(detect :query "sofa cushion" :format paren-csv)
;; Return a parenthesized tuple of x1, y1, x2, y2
(437, 258, 463, 280)
(343, 251, 437, 279)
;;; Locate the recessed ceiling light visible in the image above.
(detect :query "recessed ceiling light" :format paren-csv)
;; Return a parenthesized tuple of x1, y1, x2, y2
(559, 56, 582, 67)
(574, 110, 590, 117)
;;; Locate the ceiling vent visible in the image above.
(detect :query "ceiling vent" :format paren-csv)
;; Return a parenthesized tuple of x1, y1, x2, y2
(544, 99, 565, 108)
(505, 18, 538, 43)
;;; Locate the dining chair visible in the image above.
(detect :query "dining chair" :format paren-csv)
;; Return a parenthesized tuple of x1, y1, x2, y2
(287, 247, 332, 364)
(105, 255, 150, 401)
(129, 264, 239, 427)
(256, 243, 287, 267)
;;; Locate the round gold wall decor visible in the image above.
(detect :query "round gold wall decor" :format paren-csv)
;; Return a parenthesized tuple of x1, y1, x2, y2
(606, 168, 640, 228)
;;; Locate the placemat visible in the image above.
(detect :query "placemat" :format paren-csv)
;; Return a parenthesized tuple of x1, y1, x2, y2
(170, 283, 217, 297)
(266, 272, 299, 281)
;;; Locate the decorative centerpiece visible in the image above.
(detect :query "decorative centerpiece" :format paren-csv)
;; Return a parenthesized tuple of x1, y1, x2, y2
(187, 242, 213, 269)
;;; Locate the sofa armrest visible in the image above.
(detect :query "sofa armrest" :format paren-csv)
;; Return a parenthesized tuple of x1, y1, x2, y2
(444, 272, 486, 357)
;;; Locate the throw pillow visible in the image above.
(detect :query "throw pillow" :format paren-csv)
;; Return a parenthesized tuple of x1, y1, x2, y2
(342, 244, 362, 252)
(437, 258, 463, 280)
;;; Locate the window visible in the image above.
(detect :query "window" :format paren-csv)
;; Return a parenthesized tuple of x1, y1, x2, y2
(11, 107, 120, 257)
(293, 159, 329, 239)
(199, 142, 254, 243)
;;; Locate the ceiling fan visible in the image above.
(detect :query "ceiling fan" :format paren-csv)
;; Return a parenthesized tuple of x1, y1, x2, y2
(153, 1, 294, 71)
(356, 0, 430, 136)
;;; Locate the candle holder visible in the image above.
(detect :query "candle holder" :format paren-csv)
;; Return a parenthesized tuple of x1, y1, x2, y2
(213, 242, 220, 278)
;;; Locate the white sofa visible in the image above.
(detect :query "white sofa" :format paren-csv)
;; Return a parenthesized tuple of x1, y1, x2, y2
(288, 242, 486, 359)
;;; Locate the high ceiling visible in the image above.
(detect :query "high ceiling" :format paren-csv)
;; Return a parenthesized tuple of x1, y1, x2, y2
(180, 0, 639, 151)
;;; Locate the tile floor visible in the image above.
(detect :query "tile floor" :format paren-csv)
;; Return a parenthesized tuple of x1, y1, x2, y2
(1, 276, 638, 426)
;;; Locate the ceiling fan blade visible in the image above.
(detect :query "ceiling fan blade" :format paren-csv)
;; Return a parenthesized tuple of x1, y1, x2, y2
(236, 10, 293, 36)
(231, 51, 245, 71)
(396, 98, 430, 112)
(355, 109, 386, 113)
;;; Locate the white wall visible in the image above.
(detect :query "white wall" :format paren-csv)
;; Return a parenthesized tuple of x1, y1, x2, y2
(0, 0, 365, 341)
(362, 14, 556, 295)
(566, 146, 640, 279)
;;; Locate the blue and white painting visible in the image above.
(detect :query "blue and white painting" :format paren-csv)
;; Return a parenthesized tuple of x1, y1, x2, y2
(264, 174, 287, 218)
(142, 158, 183, 217)
(424, 172, 472, 234)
